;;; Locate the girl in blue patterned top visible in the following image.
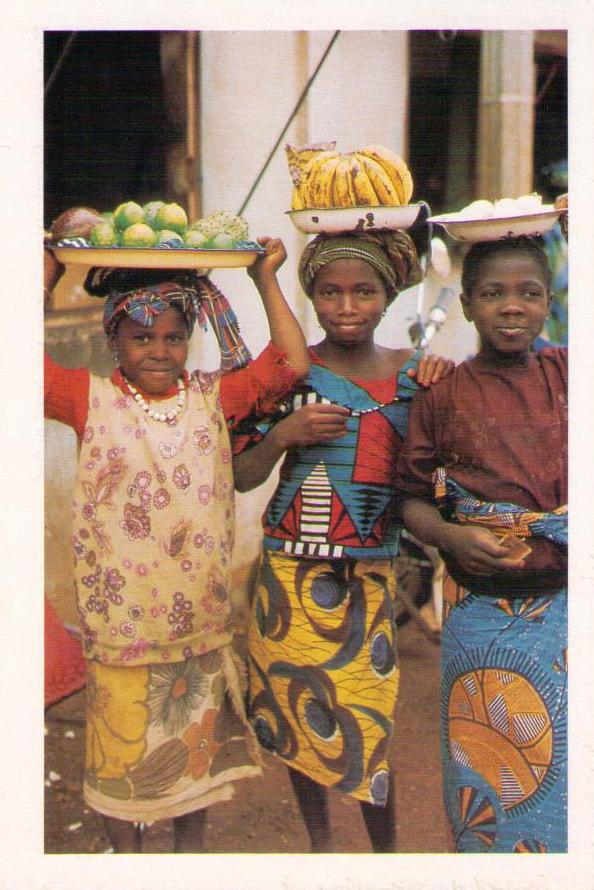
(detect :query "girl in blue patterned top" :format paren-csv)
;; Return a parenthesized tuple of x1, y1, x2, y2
(233, 229, 452, 852)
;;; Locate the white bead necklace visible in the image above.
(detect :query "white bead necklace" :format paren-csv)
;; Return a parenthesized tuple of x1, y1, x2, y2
(122, 375, 187, 422)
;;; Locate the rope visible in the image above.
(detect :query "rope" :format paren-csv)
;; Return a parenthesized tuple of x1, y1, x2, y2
(44, 32, 78, 98)
(237, 31, 341, 216)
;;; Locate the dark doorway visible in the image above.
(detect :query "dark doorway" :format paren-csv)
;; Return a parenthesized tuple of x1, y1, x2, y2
(44, 31, 173, 228)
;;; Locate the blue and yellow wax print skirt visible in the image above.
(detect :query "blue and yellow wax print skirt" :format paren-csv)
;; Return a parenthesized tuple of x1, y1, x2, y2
(247, 550, 399, 805)
(435, 475, 568, 852)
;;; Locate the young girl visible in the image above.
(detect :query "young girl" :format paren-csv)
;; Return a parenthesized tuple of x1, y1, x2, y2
(232, 229, 453, 852)
(395, 236, 567, 853)
(44, 238, 309, 853)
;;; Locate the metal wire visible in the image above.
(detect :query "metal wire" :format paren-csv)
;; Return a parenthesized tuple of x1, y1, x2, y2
(44, 32, 78, 99)
(237, 31, 341, 216)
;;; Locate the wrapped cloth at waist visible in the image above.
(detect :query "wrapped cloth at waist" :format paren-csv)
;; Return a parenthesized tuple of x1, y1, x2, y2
(433, 469, 567, 550)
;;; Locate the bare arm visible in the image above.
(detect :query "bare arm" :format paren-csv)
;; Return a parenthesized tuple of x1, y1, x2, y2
(400, 496, 528, 575)
(233, 402, 349, 492)
(247, 237, 309, 377)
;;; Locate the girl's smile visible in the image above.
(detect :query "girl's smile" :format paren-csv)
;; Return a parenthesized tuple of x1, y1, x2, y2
(460, 252, 552, 360)
(110, 307, 189, 396)
(312, 259, 387, 347)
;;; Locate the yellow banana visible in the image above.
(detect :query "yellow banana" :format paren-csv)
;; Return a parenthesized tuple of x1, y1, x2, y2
(308, 156, 341, 208)
(291, 186, 305, 210)
(330, 156, 352, 208)
(333, 155, 360, 208)
(303, 152, 340, 208)
(349, 154, 379, 206)
(358, 154, 401, 206)
(358, 145, 413, 204)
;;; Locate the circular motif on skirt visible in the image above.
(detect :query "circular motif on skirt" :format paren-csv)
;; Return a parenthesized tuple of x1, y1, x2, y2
(253, 714, 277, 751)
(370, 768, 389, 806)
(370, 631, 394, 676)
(310, 573, 347, 611)
(448, 668, 554, 812)
(304, 697, 337, 740)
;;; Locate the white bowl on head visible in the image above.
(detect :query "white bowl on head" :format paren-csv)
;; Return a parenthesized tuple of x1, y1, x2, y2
(427, 207, 562, 242)
(287, 204, 423, 234)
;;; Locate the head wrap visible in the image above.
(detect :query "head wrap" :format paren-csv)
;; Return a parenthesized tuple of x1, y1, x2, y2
(298, 229, 422, 304)
(84, 266, 252, 371)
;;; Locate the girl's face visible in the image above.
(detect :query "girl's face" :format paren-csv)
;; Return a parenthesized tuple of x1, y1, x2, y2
(312, 258, 388, 347)
(460, 251, 552, 357)
(110, 306, 189, 395)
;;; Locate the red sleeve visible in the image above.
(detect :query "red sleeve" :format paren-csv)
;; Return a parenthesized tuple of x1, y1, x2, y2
(44, 353, 90, 439)
(394, 387, 440, 500)
(220, 342, 300, 430)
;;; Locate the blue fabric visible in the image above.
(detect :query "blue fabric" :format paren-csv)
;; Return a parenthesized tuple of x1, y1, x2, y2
(440, 476, 568, 550)
(441, 585, 567, 853)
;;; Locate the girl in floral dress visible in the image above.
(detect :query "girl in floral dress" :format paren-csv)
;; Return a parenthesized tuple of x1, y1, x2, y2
(44, 238, 308, 852)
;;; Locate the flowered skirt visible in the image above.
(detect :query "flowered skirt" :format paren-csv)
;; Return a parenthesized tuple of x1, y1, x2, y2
(247, 550, 399, 805)
(440, 573, 568, 853)
(83, 645, 262, 823)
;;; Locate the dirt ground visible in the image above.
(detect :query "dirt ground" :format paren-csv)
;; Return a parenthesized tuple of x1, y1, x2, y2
(44, 619, 451, 855)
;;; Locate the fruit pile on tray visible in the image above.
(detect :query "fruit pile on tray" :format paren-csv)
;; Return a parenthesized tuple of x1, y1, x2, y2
(46, 202, 265, 270)
(428, 193, 563, 242)
(49, 202, 260, 251)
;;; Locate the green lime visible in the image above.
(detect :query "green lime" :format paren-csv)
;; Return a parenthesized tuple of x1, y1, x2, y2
(157, 229, 183, 245)
(121, 223, 158, 248)
(155, 202, 188, 235)
(209, 231, 236, 249)
(89, 221, 119, 247)
(184, 230, 209, 248)
(143, 200, 165, 229)
(114, 201, 145, 231)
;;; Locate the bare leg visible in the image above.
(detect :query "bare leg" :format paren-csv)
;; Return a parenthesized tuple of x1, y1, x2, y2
(102, 815, 142, 853)
(288, 767, 333, 852)
(359, 773, 396, 853)
(173, 808, 207, 853)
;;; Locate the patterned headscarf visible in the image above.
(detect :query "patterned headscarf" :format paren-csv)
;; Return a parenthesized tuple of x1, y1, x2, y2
(298, 229, 422, 305)
(84, 266, 252, 371)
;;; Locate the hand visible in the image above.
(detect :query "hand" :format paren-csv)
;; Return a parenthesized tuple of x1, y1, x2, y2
(272, 403, 350, 449)
(441, 525, 528, 575)
(247, 236, 287, 283)
(408, 353, 455, 387)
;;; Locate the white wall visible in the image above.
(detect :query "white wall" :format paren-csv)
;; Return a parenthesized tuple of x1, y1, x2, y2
(199, 31, 420, 608)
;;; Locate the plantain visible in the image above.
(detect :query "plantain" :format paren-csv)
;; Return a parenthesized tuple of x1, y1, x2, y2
(307, 155, 341, 208)
(357, 145, 413, 204)
(330, 156, 355, 208)
(349, 154, 380, 206)
(291, 186, 306, 210)
(358, 154, 401, 206)
(302, 152, 340, 208)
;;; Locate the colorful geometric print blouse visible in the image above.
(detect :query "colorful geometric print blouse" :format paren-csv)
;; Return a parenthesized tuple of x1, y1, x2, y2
(236, 351, 421, 560)
(72, 371, 235, 666)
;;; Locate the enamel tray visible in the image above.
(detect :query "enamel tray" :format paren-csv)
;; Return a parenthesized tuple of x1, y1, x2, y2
(427, 208, 562, 242)
(51, 245, 264, 270)
(287, 204, 423, 234)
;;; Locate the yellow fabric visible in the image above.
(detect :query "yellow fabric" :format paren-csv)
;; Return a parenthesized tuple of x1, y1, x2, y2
(248, 551, 400, 804)
(72, 372, 235, 666)
(83, 646, 261, 822)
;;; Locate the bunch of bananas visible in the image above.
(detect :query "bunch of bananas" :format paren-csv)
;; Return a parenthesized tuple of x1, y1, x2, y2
(286, 143, 414, 210)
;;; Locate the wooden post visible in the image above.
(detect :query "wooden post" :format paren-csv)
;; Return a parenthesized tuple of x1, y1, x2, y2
(185, 31, 201, 221)
(477, 31, 535, 200)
